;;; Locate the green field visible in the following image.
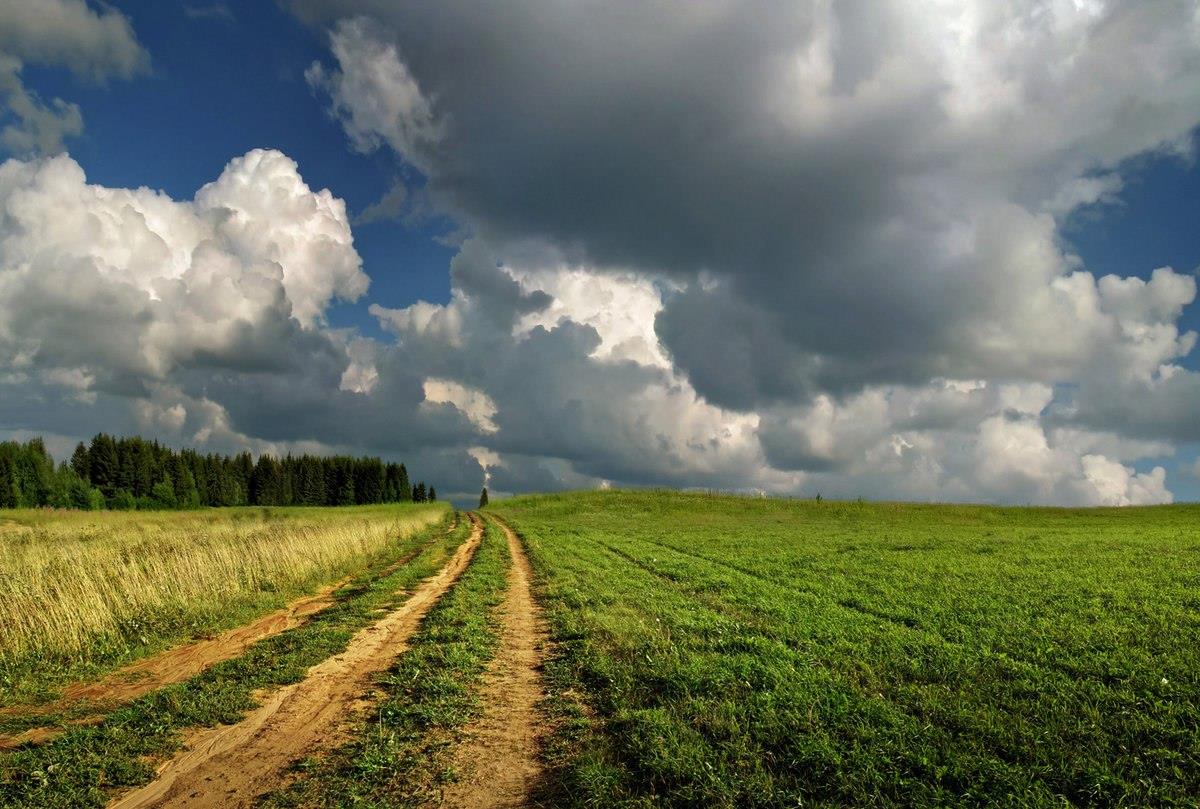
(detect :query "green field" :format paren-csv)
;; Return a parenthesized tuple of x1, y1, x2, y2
(493, 491, 1200, 807)
(1, 492, 1197, 807)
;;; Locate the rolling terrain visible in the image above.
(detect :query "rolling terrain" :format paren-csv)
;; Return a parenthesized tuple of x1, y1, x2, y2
(0, 493, 1196, 807)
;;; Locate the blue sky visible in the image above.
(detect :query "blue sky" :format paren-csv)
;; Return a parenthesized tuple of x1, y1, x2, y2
(3, 0, 1200, 505)
(26, 1, 455, 335)
(34, 2, 1200, 361)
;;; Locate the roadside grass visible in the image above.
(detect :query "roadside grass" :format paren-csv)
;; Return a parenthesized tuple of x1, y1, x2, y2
(0, 514, 469, 809)
(495, 490, 1200, 808)
(264, 514, 511, 808)
(0, 503, 448, 706)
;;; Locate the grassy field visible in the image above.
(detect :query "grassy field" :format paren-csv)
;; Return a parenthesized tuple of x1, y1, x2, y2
(493, 490, 1200, 807)
(0, 512, 469, 808)
(264, 516, 512, 807)
(0, 503, 448, 703)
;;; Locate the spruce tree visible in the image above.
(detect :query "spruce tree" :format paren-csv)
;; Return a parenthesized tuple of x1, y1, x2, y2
(479, 487, 488, 508)
(70, 442, 90, 480)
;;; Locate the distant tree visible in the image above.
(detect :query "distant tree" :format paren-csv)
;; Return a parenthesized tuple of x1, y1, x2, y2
(88, 434, 119, 499)
(398, 463, 411, 501)
(110, 488, 136, 510)
(479, 487, 488, 508)
(0, 432, 428, 514)
(150, 477, 178, 509)
(70, 442, 90, 479)
(0, 456, 17, 508)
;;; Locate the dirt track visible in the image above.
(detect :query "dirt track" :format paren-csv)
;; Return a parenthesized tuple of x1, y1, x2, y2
(0, 577, 348, 752)
(108, 515, 482, 809)
(437, 516, 550, 808)
(0, 520, 459, 752)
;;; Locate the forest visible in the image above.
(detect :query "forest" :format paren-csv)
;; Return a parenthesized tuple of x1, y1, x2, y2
(0, 435, 433, 511)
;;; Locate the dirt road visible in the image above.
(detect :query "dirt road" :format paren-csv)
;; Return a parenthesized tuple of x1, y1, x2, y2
(0, 520, 457, 752)
(108, 515, 482, 809)
(437, 516, 550, 808)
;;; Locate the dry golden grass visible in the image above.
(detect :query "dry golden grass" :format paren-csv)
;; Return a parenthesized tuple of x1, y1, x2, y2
(0, 504, 447, 677)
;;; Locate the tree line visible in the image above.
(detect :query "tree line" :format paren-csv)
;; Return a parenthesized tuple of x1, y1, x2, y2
(0, 434, 435, 511)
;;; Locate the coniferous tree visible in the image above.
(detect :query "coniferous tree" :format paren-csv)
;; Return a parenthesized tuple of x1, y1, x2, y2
(1, 434, 433, 513)
(0, 456, 17, 508)
(479, 487, 488, 508)
(70, 442, 90, 480)
(398, 464, 411, 501)
(88, 434, 119, 499)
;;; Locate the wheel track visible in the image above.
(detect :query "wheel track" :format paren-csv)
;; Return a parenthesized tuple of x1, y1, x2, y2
(0, 517, 459, 752)
(436, 515, 550, 809)
(107, 514, 483, 809)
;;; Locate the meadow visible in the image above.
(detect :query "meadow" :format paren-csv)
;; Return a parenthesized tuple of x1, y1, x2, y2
(0, 503, 447, 703)
(493, 490, 1200, 807)
(2, 492, 1197, 807)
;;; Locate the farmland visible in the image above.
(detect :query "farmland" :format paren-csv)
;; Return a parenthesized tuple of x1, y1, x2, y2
(0, 492, 1197, 807)
(0, 503, 448, 704)
(493, 491, 1200, 807)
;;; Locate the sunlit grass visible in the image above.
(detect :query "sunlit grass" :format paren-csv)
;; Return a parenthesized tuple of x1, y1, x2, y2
(496, 490, 1200, 807)
(0, 503, 448, 696)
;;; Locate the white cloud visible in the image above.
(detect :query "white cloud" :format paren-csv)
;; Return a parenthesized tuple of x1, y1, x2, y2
(1081, 455, 1170, 507)
(0, 0, 148, 157)
(423, 378, 499, 433)
(0, 56, 83, 156)
(0, 148, 364, 389)
(305, 18, 440, 169)
(0, 0, 147, 81)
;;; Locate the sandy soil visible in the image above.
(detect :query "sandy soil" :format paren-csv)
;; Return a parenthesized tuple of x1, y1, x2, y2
(107, 515, 482, 809)
(0, 577, 348, 751)
(0, 520, 458, 752)
(436, 516, 551, 808)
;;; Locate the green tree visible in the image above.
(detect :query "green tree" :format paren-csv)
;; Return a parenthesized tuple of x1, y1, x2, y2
(150, 477, 178, 509)
(88, 434, 119, 499)
(479, 487, 489, 508)
(110, 488, 136, 510)
(70, 442, 90, 479)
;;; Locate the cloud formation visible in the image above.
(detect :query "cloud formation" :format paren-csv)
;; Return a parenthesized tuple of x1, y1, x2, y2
(0, 0, 147, 156)
(4, 1, 1200, 506)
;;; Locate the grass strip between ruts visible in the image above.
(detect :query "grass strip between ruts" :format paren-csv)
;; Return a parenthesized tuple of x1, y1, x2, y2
(264, 514, 511, 808)
(0, 513, 468, 809)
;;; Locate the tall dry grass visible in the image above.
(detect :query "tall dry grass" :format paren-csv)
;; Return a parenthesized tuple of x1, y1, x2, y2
(0, 504, 447, 675)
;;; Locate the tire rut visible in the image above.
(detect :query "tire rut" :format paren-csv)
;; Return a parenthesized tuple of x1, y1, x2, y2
(107, 514, 483, 809)
(0, 519, 459, 752)
(435, 515, 550, 809)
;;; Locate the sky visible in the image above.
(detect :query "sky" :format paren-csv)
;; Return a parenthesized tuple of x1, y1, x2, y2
(1, 0, 1199, 507)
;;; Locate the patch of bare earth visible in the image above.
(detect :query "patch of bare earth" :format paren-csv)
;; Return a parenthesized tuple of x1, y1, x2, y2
(107, 515, 483, 809)
(0, 577, 349, 752)
(0, 521, 458, 752)
(435, 516, 551, 809)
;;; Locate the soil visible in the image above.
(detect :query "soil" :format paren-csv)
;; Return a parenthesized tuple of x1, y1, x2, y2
(435, 516, 551, 808)
(106, 515, 483, 809)
(0, 520, 459, 752)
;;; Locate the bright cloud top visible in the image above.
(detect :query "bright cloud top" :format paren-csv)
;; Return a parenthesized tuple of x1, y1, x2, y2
(3, 0, 1200, 505)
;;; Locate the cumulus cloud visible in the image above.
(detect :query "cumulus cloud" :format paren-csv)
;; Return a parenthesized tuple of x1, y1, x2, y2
(6, 1, 1200, 507)
(0, 149, 373, 442)
(283, 0, 1200, 504)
